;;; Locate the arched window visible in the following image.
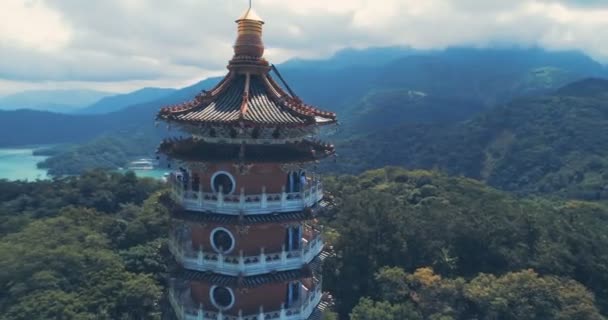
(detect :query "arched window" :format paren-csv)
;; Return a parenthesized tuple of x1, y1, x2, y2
(210, 286, 235, 310)
(211, 171, 236, 194)
(292, 172, 300, 192)
(210, 227, 235, 254)
(285, 281, 301, 308)
(286, 170, 307, 193)
(192, 173, 200, 192)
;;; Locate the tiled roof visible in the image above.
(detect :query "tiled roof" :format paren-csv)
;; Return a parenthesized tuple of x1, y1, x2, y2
(157, 72, 336, 127)
(157, 137, 335, 163)
(171, 208, 316, 225)
(176, 265, 315, 288)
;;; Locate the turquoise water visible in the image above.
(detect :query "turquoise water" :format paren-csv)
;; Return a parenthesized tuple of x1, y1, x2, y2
(0, 147, 50, 181)
(0, 146, 168, 181)
(118, 169, 169, 180)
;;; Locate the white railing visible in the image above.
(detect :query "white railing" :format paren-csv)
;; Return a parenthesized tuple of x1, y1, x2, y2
(170, 180, 324, 215)
(169, 282, 322, 320)
(169, 234, 324, 276)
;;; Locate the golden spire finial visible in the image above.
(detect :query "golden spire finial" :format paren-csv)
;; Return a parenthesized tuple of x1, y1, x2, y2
(234, 1, 264, 58)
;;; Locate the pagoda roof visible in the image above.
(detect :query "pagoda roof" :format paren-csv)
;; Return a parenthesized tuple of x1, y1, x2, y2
(158, 137, 335, 163)
(171, 208, 315, 225)
(175, 259, 319, 288)
(157, 72, 336, 128)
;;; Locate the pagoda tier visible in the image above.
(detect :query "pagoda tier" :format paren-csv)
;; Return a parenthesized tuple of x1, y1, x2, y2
(168, 273, 323, 319)
(158, 73, 335, 129)
(165, 162, 325, 215)
(158, 138, 335, 163)
(169, 220, 323, 277)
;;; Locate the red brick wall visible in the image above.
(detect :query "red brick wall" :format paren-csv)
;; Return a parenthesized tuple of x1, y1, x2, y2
(190, 222, 287, 255)
(189, 277, 313, 315)
(190, 163, 288, 194)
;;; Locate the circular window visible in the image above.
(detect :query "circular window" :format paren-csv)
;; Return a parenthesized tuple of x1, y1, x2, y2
(210, 228, 235, 254)
(210, 286, 235, 310)
(211, 171, 235, 195)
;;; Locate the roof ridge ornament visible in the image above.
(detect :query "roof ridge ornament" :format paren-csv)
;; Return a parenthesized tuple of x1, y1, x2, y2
(236, 1, 264, 23)
(240, 73, 251, 117)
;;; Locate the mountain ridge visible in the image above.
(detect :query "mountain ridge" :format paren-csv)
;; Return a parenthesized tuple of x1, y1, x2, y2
(334, 77, 608, 199)
(0, 89, 112, 113)
(74, 87, 177, 114)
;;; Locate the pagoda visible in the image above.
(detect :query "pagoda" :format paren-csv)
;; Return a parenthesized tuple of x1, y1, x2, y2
(157, 4, 337, 320)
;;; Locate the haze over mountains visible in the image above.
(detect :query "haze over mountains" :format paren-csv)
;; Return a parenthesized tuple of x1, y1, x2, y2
(74, 87, 177, 115)
(1, 46, 608, 187)
(0, 89, 112, 113)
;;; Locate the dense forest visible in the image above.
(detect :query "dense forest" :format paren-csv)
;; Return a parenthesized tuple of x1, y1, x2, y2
(0, 171, 167, 319)
(2, 168, 608, 319)
(37, 132, 162, 176)
(321, 168, 608, 318)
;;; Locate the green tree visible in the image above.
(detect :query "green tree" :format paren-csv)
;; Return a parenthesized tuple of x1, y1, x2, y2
(350, 298, 421, 320)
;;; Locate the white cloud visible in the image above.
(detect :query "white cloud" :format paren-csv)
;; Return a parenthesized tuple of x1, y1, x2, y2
(0, 0, 607, 95)
(0, 0, 71, 51)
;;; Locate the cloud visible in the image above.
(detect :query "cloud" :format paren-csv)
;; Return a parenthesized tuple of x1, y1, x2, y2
(0, 0, 71, 51)
(0, 0, 607, 93)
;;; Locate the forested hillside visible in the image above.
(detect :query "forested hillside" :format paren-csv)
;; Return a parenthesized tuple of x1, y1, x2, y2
(0, 171, 167, 319)
(2, 168, 608, 319)
(321, 168, 608, 318)
(37, 133, 163, 176)
(335, 78, 608, 199)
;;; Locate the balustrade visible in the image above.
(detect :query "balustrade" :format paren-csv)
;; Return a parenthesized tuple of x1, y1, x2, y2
(169, 174, 324, 215)
(168, 231, 323, 276)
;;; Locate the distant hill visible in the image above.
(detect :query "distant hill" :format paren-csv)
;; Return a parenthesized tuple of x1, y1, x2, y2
(556, 77, 608, 97)
(369, 48, 605, 107)
(0, 77, 222, 147)
(0, 89, 112, 113)
(2, 47, 607, 178)
(281, 46, 420, 69)
(75, 87, 176, 114)
(335, 78, 608, 199)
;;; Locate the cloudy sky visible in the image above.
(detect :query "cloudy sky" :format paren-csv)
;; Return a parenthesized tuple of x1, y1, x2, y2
(1, 0, 607, 95)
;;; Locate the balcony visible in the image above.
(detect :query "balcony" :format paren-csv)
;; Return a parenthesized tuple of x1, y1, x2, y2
(169, 178, 324, 215)
(168, 232, 324, 276)
(168, 281, 323, 320)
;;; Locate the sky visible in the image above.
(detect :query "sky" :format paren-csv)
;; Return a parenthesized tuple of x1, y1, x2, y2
(0, 0, 607, 95)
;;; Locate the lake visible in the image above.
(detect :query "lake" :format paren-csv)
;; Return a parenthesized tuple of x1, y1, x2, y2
(0, 147, 49, 181)
(0, 146, 168, 181)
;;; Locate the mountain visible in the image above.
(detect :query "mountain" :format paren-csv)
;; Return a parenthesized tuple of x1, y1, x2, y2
(75, 87, 176, 114)
(0, 89, 112, 113)
(337, 88, 485, 139)
(2, 47, 607, 177)
(334, 78, 608, 199)
(281, 46, 419, 69)
(0, 110, 110, 146)
(369, 47, 606, 107)
(0, 77, 222, 148)
(285, 47, 607, 134)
